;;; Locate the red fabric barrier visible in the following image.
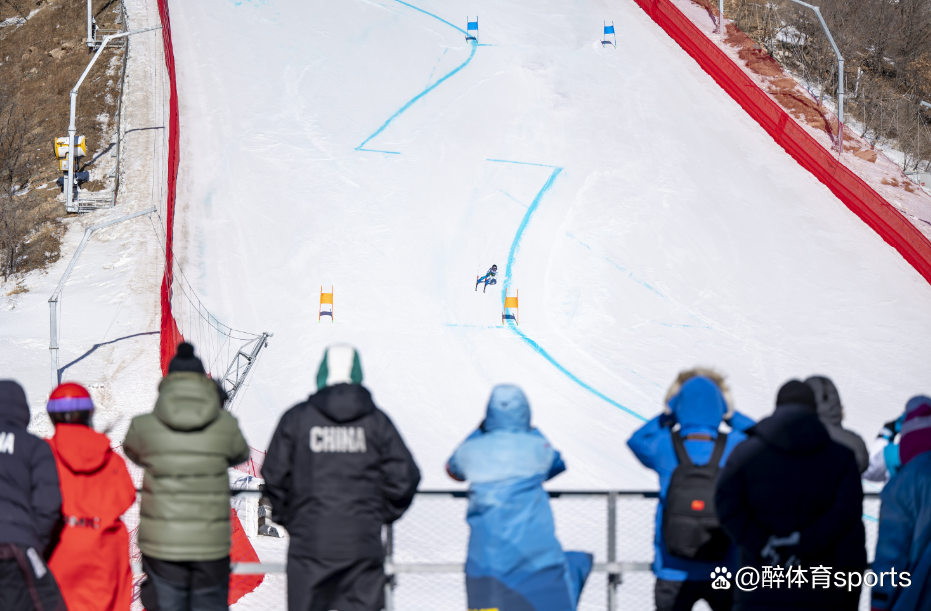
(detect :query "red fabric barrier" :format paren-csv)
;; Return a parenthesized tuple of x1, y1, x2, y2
(156, 0, 183, 375)
(152, 2, 264, 604)
(228, 508, 264, 605)
(631, 0, 931, 286)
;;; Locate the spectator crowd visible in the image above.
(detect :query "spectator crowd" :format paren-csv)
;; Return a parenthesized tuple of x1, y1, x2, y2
(0, 342, 929, 611)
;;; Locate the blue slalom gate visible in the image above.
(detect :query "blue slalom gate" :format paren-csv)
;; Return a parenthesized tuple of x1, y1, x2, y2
(602, 21, 616, 47)
(466, 16, 478, 42)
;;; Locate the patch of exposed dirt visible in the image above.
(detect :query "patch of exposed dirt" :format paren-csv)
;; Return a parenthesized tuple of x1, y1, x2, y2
(0, 0, 125, 275)
(725, 24, 782, 78)
(852, 149, 878, 163)
(771, 92, 828, 132)
(687, 2, 841, 140)
(881, 176, 916, 193)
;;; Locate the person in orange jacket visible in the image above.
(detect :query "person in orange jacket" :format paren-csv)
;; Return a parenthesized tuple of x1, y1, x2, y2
(45, 383, 137, 611)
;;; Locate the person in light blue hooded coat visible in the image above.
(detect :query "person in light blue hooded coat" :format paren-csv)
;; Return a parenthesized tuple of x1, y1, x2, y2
(446, 385, 593, 611)
(627, 369, 754, 611)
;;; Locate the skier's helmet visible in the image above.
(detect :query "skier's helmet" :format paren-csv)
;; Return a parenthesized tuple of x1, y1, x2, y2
(47, 382, 94, 426)
(492, 264, 497, 271)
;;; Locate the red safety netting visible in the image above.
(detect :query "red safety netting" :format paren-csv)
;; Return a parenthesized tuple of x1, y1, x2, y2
(232, 447, 267, 478)
(156, 0, 183, 376)
(153, 1, 263, 604)
(631, 0, 931, 286)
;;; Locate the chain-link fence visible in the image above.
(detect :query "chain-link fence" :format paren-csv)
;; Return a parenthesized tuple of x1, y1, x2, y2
(385, 491, 883, 611)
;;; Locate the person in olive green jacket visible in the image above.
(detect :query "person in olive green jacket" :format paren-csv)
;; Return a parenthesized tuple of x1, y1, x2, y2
(124, 342, 249, 611)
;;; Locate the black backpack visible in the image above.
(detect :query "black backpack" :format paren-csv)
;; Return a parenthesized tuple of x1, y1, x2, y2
(662, 430, 731, 561)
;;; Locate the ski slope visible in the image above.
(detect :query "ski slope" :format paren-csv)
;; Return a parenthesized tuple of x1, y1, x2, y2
(167, 0, 931, 497)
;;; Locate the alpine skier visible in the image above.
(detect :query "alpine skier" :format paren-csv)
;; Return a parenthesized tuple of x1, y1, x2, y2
(476, 265, 498, 292)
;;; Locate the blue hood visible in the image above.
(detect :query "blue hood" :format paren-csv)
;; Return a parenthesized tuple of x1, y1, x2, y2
(668, 376, 726, 431)
(483, 385, 531, 432)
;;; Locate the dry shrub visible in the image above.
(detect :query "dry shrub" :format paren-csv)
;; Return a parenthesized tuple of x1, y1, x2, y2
(0, 0, 124, 279)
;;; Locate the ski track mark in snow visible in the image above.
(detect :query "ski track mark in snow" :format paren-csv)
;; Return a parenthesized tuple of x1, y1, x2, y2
(493, 158, 647, 422)
(355, 1, 477, 153)
(391, 0, 466, 35)
(498, 190, 527, 209)
(567, 232, 666, 299)
(566, 232, 712, 330)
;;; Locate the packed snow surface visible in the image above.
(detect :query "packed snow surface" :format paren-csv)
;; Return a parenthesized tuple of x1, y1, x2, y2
(168, 0, 931, 491)
(0, 0, 921, 607)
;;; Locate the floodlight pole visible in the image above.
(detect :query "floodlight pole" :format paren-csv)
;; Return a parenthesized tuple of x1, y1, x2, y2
(918, 101, 931, 172)
(67, 26, 161, 213)
(716, 0, 723, 33)
(786, 0, 844, 152)
(48, 207, 156, 389)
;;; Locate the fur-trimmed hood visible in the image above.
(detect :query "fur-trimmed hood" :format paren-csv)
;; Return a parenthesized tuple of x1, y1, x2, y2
(664, 367, 735, 423)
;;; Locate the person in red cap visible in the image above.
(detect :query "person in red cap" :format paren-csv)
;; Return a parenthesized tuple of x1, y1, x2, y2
(45, 382, 136, 611)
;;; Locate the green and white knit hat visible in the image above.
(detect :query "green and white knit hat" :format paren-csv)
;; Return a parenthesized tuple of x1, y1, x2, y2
(316, 344, 363, 390)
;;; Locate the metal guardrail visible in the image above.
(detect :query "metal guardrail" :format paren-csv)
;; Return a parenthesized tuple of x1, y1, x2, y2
(385, 490, 879, 611)
(383, 490, 653, 611)
(126, 488, 881, 610)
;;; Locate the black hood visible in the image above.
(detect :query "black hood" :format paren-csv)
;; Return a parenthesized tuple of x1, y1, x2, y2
(310, 384, 375, 423)
(749, 403, 831, 454)
(0, 380, 29, 428)
(806, 376, 843, 426)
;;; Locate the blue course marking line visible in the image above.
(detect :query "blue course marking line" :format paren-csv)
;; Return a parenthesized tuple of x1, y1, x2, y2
(498, 190, 527, 209)
(393, 0, 466, 35)
(509, 325, 647, 422)
(356, 1, 477, 153)
(494, 159, 648, 421)
(567, 232, 666, 299)
(487, 158, 560, 168)
(863, 514, 878, 523)
(566, 232, 710, 329)
(657, 322, 712, 329)
(445, 324, 507, 329)
(502, 166, 562, 297)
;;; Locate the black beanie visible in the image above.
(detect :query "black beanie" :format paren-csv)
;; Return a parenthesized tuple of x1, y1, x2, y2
(776, 379, 817, 410)
(167, 342, 206, 375)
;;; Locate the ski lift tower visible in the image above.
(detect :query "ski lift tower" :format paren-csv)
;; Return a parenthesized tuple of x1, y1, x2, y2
(465, 16, 478, 43)
(66, 25, 161, 212)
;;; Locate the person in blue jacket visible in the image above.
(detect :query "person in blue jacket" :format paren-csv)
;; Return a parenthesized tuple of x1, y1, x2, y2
(446, 384, 593, 611)
(627, 368, 754, 611)
(871, 395, 931, 611)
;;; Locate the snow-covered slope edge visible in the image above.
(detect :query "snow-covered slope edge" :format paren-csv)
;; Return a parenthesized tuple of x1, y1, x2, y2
(631, 0, 931, 285)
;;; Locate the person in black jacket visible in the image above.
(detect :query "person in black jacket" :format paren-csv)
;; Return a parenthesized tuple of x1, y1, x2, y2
(262, 345, 421, 611)
(805, 376, 869, 473)
(715, 380, 866, 611)
(0, 380, 67, 611)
